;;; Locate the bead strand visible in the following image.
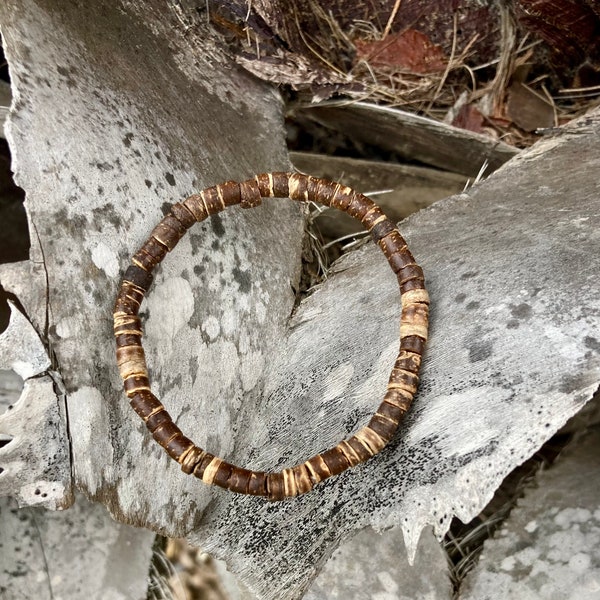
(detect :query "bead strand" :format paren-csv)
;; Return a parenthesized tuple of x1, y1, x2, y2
(114, 172, 428, 500)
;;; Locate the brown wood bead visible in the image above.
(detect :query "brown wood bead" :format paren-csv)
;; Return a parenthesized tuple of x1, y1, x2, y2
(115, 171, 428, 501)
(123, 264, 153, 291)
(270, 172, 290, 198)
(240, 179, 261, 208)
(368, 414, 398, 442)
(192, 452, 216, 480)
(388, 250, 416, 273)
(247, 471, 268, 496)
(218, 181, 242, 206)
(397, 263, 425, 285)
(199, 456, 223, 485)
(151, 219, 185, 251)
(320, 446, 351, 477)
(227, 466, 254, 494)
(369, 217, 396, 242)
(337, 440, 363, 467)
(394, 351, 422, 373)
(400, 334, 426, 355)
(152, 420, 181, 447)
(305, 175, 322, 202)
(113, 293, 140, 317)
(329, 186, 354, 211)
(115, 333, 142, 348)
(201, 187, 225, 214)
(254, 173, 272, 197)
(170, 202, 197, 229)
(140, 236, 169, 263)
(400, 278, 426, 294)
(388, 368, 420, 393)
(287, 172, 309, 201)
(165, 433, 194, 462)
(346, 193, 374, 220)
(355, 426, 386, 454)
(378, 229, 408, 259)
(383, 389, 413, 412)
(361, 206, 386, 230)
(212, 460, 234, 489)
(145, 408, 172, 432)
(180, 446, 206, 474)
(266, 472, 286, 501)
(376, 400, 405, 423)
(113, 315, 142, 336)
(132, 249, 159, 272)
(183, 194, 208, 221)
(346, 435, 375, 462)
(123, 374, 151, 396)
(129, 391, 163, 420)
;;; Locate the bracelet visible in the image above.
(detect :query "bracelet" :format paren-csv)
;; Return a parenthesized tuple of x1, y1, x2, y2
(114, 172, 429, 501)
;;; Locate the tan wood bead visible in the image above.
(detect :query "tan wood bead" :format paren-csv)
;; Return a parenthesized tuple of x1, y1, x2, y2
(305, 454, 332, 485)
(200, 456, 223, 485)
(116, 345, 148, 380)
(401, 288, 430, 306)
(291, 464, 313, 494)
(115, 171, 428, 501)
(400, 304, 429, 340)
(355, 426, 386, 454)
(287, 172, 309, 201)
(282, 467, 298, 497)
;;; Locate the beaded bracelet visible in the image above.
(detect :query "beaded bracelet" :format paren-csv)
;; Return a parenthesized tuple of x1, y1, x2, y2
(114, 172, 429, 501)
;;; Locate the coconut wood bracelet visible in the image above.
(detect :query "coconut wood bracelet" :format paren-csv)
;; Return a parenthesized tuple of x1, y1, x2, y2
(114, 172, 429, 501)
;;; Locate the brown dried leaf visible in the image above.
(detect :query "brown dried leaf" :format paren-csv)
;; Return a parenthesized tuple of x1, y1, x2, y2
(451, 103, 485, 134)
(507, 82, 555, 132)
(354, 29, 446, 73)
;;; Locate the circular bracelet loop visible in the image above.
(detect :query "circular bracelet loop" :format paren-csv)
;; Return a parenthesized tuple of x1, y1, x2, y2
(114, 172, 429, 501)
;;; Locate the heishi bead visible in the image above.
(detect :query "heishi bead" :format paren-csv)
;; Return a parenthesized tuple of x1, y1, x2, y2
(218, 181, 242, 206)
(183, 194, 208, 221)
(170, 202, 197, 229)
(201, 186, 225, 214)
(239, 178, 261, 208)
(114, 171, 428, 501)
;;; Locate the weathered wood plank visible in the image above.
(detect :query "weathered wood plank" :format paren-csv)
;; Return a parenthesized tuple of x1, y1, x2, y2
(291, 151, 467, 238)
(300, 102, 520, 177)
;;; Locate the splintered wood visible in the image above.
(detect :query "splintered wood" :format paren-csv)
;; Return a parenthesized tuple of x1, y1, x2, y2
(114, 173, 429, 501)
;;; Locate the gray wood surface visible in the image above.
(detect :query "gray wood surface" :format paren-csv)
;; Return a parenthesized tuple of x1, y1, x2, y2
(1, 2, 599, 600)
(300, 102, 519, 177)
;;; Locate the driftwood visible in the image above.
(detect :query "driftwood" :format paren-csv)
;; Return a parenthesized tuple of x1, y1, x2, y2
(1, 2, 600, 599)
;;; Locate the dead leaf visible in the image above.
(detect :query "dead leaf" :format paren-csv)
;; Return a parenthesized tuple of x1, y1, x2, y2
(354, 29, 446, 73)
